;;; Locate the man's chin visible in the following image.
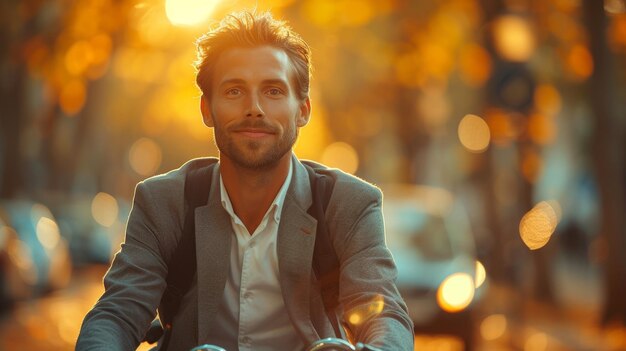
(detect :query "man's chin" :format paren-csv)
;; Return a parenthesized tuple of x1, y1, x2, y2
(230, 150, 285, 170)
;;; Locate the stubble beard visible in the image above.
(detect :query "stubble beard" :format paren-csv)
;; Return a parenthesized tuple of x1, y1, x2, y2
(214, 121, 298, 171)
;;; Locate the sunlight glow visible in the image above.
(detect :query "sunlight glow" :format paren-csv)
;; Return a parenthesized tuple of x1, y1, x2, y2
(303, 0, 375, 27)
(437, 273, 475, 312)
(165, 0, 218, 26)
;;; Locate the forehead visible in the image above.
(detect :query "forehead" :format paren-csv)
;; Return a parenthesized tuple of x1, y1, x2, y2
(212, 46, 295, 86)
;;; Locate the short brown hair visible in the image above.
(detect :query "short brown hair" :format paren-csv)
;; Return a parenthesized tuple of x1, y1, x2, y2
(195, 11, 311, 100)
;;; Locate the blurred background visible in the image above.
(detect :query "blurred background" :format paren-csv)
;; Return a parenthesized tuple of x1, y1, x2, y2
(1, 0, 625, 350)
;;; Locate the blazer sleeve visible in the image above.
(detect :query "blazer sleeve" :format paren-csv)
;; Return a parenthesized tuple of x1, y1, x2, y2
(328, 179, 414, 351)
(76, 178, 181, 351)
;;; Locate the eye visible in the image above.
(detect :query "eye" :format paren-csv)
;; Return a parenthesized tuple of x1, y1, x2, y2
(266, 88, 283, 96)
(225, 88, 242, 96)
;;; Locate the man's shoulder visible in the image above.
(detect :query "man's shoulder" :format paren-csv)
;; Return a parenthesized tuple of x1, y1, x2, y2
(300, 159, 381, 200)
(139, 157, 219, 191)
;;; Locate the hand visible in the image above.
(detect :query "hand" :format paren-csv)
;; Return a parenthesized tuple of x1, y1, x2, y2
(355, 342, 383, 351)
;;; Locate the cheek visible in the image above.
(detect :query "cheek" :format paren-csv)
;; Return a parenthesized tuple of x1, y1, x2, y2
(212, 101, 241, 121)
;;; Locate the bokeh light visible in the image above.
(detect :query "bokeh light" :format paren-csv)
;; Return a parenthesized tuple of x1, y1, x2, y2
(519, 201, 560, 250)
(608, 13, 626, 50)
(459, 43, 492, 87)
(320, 142, 359, 174)
(5, 226, 38, 288)
(605, 0, 626, 14)
(475, 260, 487, 288)
(493, 15, 536, 62)
(85, 34, 113, 80)
(437, 272, 475, 312)
(566, 44, 594, 80)
(458, 114, 491, 153)
(480, 314, 508, 341)
(128, 137, 163, 176)
(36, 217, 61, 251)
(91, 192, 119, 228)
(534, 84, 562, 116)
(528, 113, 557, 145)
(59, 79, 87, 116)
(418, 84, 451, 134)
(521, 148, 543, 183)
(395, 51, 427, 88)
(65, 40, 94, 76)
(346, 294, 384, 327)
(485, 109, 520, 146)
(524, 331, 549, 351)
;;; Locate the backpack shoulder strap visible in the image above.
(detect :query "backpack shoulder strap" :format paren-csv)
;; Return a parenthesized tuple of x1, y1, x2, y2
(159, 159, 216, 327)
(302, 161, 341, 338)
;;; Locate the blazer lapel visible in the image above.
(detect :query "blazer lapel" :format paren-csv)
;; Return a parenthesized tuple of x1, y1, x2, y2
(277, 157, 320, 343)
(195, 165, 232, 343)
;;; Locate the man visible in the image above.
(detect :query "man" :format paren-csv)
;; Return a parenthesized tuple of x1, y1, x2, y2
(77, 11, 413, 351)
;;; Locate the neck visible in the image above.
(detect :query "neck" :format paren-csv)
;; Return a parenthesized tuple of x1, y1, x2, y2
(220, 153, 292, 234)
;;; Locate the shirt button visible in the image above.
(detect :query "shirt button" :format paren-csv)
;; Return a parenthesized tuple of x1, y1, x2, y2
(240, 336, 251, 344)
(243, 291, 252, 299)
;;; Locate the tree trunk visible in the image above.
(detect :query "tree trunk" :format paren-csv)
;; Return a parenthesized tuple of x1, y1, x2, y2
(582, 0, 626, 325)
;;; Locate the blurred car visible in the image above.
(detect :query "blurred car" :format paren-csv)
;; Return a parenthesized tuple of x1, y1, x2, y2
(0, 200, 72, 296)
(381, 184, 486, 351)
(49, 193, 129, 266)
(0, 213, 37, 310)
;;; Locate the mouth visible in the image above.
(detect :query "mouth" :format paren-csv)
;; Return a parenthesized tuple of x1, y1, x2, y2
(234, 129, 275, 138)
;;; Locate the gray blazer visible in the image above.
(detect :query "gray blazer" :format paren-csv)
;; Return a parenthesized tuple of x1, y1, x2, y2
(76, 155, 414, 350)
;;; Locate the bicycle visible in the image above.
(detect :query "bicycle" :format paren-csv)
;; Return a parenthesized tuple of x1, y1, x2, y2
(188, 337, 383, 351)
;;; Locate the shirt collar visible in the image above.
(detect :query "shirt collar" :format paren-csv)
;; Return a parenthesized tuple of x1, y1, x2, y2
(219, 158, 293, 224)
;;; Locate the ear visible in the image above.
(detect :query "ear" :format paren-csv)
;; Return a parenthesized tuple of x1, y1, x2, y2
(296, 97, 312, 127)
(200, 96, 214, 128)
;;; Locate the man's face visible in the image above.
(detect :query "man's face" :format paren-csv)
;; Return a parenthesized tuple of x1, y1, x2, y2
(201, 45, 310, 170)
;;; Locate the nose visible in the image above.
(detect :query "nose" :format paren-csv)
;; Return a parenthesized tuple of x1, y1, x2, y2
(246, 93, 264, 118)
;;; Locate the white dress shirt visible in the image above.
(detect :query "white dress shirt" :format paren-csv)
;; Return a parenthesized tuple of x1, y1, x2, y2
(205, 160, 304, 351)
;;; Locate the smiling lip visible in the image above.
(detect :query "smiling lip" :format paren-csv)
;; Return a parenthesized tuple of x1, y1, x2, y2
(235, 129, 274, 138)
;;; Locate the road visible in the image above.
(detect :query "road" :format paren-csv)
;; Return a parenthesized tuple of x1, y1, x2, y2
(1, 257, 625, 350)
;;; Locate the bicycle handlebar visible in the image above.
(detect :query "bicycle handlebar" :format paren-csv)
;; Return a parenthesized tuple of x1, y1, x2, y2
(189, 345, 227, 351)
(305, 337, 356, 351)
(190, 337, 383, 351)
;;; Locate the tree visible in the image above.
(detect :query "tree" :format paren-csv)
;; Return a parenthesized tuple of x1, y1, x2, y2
(582, 0, 626, 326)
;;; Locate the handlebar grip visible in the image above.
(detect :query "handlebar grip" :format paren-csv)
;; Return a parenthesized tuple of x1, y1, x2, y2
(305, 337, 356, 351)
(189, 345, 227, 351)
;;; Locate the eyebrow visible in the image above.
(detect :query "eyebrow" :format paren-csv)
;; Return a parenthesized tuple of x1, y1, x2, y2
(218, 78, 289, 88)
